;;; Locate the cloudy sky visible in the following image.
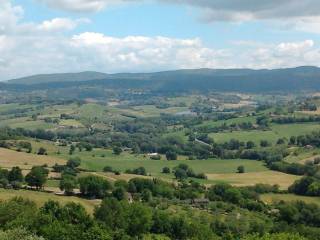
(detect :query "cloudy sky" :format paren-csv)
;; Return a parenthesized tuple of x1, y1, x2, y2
(1, 0, 320, 80)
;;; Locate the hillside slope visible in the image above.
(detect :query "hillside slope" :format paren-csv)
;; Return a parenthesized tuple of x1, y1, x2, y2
(8, 71, 109, 85)
(4, 66, 320, 93)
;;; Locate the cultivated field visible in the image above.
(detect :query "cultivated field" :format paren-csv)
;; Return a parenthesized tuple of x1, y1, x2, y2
(209, 123, 320, 144)
(0, 147, 65, 169)
(206, 171, 301, 189)
(261, 193, 320, 206)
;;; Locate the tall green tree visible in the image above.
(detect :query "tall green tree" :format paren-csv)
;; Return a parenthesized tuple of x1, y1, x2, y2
(25, 166, 48, 190)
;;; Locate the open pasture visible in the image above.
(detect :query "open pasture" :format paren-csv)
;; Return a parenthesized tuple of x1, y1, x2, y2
(210, 122, 320, 144)
(0, 189, 99, 214)
(206, 171, 300, 189)
(261, 193, 320, 206)
(199, 115, 257, 128)
(72, 149, 268, 174)
(0, 147, 65, 169)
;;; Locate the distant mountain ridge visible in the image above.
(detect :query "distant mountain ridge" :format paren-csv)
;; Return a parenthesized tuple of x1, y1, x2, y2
(8, 71, 109, 85)
(4, 66, 320, 93)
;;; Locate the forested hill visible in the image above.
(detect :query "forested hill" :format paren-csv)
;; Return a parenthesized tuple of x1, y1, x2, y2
(4, 66, 320, 93)
(7, 71, 109, 85)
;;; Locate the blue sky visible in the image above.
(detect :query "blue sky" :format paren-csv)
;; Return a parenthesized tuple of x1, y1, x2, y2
(1, 0, 320, 79)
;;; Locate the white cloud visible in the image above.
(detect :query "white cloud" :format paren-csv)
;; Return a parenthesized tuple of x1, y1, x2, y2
(1, 0, 320, 80)
(69, 32, 233, 71)
(36, 0, 320, 21)
(243, 40, 320, 69)
(38, 18, 90, 32)
(276, 40, 314, 55)
(34, 0, 320, 34)
(0, 0, 24, 34)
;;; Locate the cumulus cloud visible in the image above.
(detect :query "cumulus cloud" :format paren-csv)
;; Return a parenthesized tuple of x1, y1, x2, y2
(1, 0, 320, 80)
(161, 0, 320, 22)
(38, 18, 90, 32)
(0, 0, 24, 34)
(69, 32, 233, 70)
(34, 0, 320, 34)
(36, 0, 320, 21)
(244, 40, 320, 69)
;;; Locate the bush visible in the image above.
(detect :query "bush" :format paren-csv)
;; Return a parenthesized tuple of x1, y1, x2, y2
(237, 165, 245, 173)
(103, 166, 113, 173)
(162, 167, 171, 174)
(165, 151, 177, 160)
(126, 167, 147, 176)
(37, 147, 47, 155)
(113, 147, 122, 155)
(66, 157, 81, 169)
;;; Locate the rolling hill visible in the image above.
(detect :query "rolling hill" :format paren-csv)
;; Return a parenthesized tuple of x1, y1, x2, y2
(7, 71, 109, 85)
(4, 66, 320, 93)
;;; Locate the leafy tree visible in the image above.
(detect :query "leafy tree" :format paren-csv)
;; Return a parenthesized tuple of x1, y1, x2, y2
(237, 165, 245, 174)
(260, 140, 270, 147)
(78, 175, 112, 198)
(103, 166, 113, 173)
(25, 166, 49, 190)
(289, 177, 317, 196)
(241, 233, 307, 240)
(83, 224, 112, 240)
(113, 146, 122, 155)
(112, 187, 127, 201)
(94, 198, 129, 231)
(162, 167, 171, 174)
(18, 141, 32, 153)
(0, 228, 44, 240)
(141, 189, 153, 202)
(59, 174, 77, 195)
(166, 151, 177, 160)
(66, 157, 81, 169)
(126, 167, 147, 176)
(8, 167, 23, 183)
(126, 203, 153, 237)
(290, 136, 297, 145)
(246, 141, 255, 149)
(174, 168, 187, 180)
(69, 145, 75, 155)
(114, 180, 128, 190)
(37, 147, 47, 155)
(0, 168, 9, 180)
(224, 188, 242, 204)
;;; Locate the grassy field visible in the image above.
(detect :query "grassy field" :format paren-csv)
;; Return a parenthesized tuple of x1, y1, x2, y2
(69, 149, 267, 173)
(0, 117, 54, 130)
(261, 193, 320, 206)
(284, 147, 320, 163)
(199, 115, 257, 128)
(210, 130, 277, 144)
(206, 171, 300, 189)
(209, 122, 320, 144)
(0, 147, 65, 169)
(0, 189, 99, 214)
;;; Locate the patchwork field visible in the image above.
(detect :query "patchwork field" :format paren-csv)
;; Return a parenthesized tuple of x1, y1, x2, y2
(209, 123, 320, 144)
(0, 147, 65, 169)
(71, 150, 268, 174)
(261, 193, 320, 206)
